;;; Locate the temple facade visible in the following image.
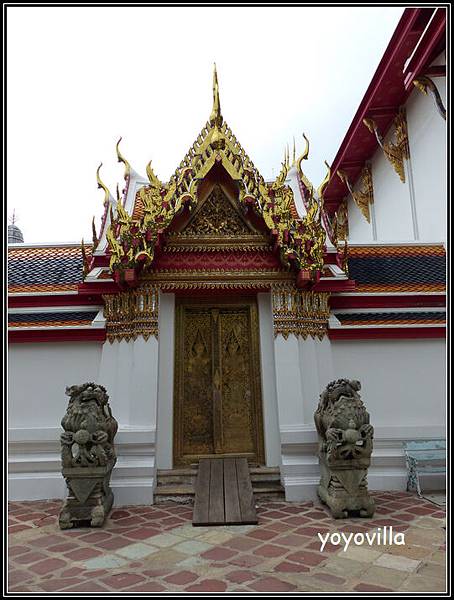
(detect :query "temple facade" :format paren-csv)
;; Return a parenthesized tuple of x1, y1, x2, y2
(8, 8, 446, 506)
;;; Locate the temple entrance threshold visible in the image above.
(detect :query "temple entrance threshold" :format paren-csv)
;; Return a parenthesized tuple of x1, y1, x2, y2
(193, 458, 258, 526)
(173, 298, 265, 467)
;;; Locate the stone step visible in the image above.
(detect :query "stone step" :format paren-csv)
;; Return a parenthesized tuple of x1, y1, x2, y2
(154, 485, 195, 496)
(249, 467, 281, 474)
(254, 484, 284, 492)
(250, 472, 281, 483)
(156, 475, 197, 486)
(157, 469, 198, 477)
(154, 465, 284, 503)
(156, 468, 198, 487)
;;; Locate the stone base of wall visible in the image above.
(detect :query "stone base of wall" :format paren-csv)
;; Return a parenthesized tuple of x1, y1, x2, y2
(8, 427, 156, 506)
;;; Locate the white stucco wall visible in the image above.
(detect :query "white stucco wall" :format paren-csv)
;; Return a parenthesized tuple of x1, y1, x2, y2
(331, 338, 446, 429)
(371, 142, 414, 241)
(276, 334, 446, 501)
(347, 183, 374, 243)
(8, 337, 159, 505)
(8, 342, 102, 429)
(406, 77, 446, 242)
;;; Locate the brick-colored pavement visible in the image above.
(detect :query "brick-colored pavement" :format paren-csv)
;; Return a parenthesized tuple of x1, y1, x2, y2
(8, 492, 446, 593)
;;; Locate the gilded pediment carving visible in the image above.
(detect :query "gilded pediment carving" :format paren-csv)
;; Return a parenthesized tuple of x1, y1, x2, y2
(181, 185, 253, 237)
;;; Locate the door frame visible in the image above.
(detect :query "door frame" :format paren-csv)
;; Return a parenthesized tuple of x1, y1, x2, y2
(173, 296, 265, 467)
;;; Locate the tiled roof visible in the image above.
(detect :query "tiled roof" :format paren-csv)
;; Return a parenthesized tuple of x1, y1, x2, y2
(8, 245, 91, 294)
(8, 311, 99, 328)
(334, 311, 446, 326)
(347, 245, 446, 293)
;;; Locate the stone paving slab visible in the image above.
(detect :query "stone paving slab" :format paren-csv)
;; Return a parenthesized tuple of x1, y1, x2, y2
(8, 492, 446, 593)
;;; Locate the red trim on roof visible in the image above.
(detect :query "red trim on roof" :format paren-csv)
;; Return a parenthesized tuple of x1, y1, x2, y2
(330, 294, 446, 310)
(312, 279, 356, 293)
(403, 8, 446, 90)
(8, 295, 102, 309)
(8, 329, 106, 344)
(77, 282, 124, 296)
(328, 326, 445, 340)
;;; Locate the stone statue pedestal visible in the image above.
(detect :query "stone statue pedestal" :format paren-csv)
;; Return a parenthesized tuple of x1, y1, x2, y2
(318, 457, 375, 519)
(59, 463, 115, 529)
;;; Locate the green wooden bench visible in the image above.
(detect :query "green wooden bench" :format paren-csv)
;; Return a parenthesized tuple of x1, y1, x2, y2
(404, 440, 446, 497)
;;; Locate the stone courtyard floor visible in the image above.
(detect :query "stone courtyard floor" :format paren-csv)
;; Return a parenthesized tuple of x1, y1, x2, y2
(8, 491, 446, 593)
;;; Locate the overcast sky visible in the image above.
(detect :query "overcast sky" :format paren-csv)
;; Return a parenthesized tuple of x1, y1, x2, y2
(7, 6, 404, 243)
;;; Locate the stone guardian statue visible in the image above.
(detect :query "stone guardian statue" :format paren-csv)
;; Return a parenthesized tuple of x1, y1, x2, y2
(59, 383, 118, 529)
(314, 379, 375, 518)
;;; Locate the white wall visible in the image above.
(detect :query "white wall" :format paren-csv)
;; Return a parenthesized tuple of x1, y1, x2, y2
(371, 140, 414, 241)
(406, 76, 446, 242)
(348, 131, 414, 244)
(8, 342, 102, 428)
(8, 342, 103, 501)
(331, 338, 446, 428)
(8, 337, 159, 505)
(275, 334, 446, 501)
(347, 180, 374, 243)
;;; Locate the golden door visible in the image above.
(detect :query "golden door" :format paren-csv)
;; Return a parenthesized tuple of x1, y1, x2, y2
(173, 299, 265, 466)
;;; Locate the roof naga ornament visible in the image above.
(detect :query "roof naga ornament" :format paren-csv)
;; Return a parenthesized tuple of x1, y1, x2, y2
(363, 109, 409, 183)
(96, 163, 112, 208)
(116, 137, 131, 181)
(413, 76, 446, 121)
(337, 165, 373, 224)
(295, 133, 315, 195)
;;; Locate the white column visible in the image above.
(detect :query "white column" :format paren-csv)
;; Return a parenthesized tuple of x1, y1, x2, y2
(130, 336, 159, 427)
(274, 335, 304, 428)
(276, 332, 336, 502)
(98, 340, 125, 423)
(257, 293, 281, 467)
(97, 335, 158, 505)
(315, 335, 335, 389)
(115, 340, 134, 425)
(298, 335, 335, 422)
(155, 292, 175, 469)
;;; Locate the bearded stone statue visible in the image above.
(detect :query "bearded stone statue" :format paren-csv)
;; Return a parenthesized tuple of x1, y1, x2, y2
(59, 383, 118, 529)
(314, 379, 375, 518)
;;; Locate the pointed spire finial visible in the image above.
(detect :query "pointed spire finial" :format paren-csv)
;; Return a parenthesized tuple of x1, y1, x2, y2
(209, 63, 223, 126)
(96, 163, 111, 207)
(317, 160, 331, 200)
(292, 136, 296, 165)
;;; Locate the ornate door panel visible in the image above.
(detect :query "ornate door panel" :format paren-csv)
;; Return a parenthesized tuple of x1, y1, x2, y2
(174, 300, 265, 466)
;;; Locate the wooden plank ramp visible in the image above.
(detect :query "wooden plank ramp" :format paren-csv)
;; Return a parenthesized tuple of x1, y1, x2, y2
(193, 458, 258, 526)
